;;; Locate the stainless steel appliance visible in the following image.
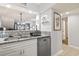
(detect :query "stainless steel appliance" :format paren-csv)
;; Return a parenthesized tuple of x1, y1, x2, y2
(37, 36, 51, 56)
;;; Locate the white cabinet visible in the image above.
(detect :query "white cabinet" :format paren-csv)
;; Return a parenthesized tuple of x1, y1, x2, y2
(22, 39, 37, 56)
(0, 39, 37, 56)
(7, 50, 20, 56)
(0, 42, 20, 56)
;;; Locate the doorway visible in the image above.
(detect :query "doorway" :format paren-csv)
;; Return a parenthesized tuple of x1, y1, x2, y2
(62, 17, 68, 45)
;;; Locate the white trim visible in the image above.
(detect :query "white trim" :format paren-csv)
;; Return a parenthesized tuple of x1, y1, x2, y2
(52, 50, 63, 56)
(69, 45, 79, 49)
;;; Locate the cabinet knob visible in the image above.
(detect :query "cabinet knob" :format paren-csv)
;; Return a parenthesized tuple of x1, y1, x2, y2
(23, 50, 24, 54)
(20, 51, 22, 55)
(43, 39, 46, 41)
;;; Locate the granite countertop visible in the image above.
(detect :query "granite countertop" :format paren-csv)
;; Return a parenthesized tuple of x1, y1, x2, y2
(0, 35, 50, 45)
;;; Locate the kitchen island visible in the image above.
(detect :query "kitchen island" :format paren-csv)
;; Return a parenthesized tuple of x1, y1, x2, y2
(0, 35, 51, 56)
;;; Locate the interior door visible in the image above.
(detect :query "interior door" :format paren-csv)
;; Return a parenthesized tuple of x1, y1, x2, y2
(62, 17, 68, 45)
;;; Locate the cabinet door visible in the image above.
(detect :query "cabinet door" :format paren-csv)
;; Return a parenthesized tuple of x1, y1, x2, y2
(22, 39, 37, 56)
(0, 39, 37, 56)
(0, 48, 20, 56)
(0, 41, 22, 56)
(0, 43, 19, 56)
(7, 50, 20, 56)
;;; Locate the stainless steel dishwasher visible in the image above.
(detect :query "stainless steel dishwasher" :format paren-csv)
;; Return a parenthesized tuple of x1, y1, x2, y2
(37, 36, 51, 56)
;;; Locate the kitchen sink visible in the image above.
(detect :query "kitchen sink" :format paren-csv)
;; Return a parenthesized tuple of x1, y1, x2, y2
(0, 37, 19, 42)
(0, 37, 8, 41)
(4, 37, 19, 41)
(4, 36, 30, 41)
(0, 35, 30, 42)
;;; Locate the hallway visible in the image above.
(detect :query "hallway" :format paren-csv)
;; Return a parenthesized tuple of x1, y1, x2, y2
(59, 44, 79, 56)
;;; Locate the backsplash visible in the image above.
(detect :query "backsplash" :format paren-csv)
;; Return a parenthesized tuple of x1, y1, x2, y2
(0, 30, 30, 38)
(0, 30, 50, 38)
(41, 31, 51, 36)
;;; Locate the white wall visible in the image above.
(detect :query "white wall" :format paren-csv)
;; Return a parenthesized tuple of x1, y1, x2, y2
(68, 14, 79, 47)
(1, 16, 15, 29)
(40, 9, 52, 32)
(0, 14, 36, 30)
(39, 8, 62, 55)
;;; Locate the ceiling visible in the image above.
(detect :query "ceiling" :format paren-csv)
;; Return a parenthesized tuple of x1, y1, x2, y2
(18, 3, 79, 14)
(18, 3, 79, 13)
(0, 3, 79, 18)
(0, 3, 56, 20)
(53, 3, 79, 14)
(12, 3, 56, 12)
(0, 4, 37, 21)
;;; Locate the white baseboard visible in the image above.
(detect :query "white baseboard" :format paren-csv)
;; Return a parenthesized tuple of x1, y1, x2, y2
(53, 50, 63, 56)
(69, 45, 79, 49)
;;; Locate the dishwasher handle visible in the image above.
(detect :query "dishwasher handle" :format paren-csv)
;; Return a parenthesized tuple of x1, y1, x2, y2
(43, 39, 47, 41)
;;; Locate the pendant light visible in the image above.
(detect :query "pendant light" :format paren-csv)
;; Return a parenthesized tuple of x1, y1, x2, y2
(20, 12, 22, 22)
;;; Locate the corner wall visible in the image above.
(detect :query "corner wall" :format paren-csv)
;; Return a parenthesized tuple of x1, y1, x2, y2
(39, 8, 62, 55)
(51, 9, 62, 55)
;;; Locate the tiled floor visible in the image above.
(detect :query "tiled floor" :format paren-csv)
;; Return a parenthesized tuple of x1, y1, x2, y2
(59, 44, 79, 56)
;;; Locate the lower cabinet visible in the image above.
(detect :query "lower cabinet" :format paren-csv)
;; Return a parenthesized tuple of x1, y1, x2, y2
(0, 39, 37, 56)
(22, 43, 37, 56)
(20, 39, 37, 56)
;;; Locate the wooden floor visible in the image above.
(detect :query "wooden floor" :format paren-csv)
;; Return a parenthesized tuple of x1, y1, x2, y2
(62, 39, 68, 45)
(59, 44, 79, 56)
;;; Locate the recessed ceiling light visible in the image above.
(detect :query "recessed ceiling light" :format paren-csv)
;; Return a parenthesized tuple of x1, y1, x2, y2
(28, 10, 33, 14)
(36, 15, 39, 20)
(60, 13, 63, 16)
(65, 12, 70, 14)
(5, 4, 11, 8)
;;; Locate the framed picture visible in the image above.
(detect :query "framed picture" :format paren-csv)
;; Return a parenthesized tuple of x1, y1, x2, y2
(53, 12, 61, 31)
